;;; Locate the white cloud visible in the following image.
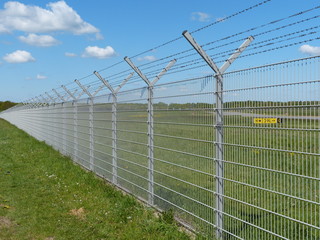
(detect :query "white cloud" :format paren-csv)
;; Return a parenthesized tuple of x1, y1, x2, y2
(36, 74, 47, 79)
(137, 55, 157, 62)
(18, 33, 59, 47)
(65, 52, 77, 57)
(82, 46, 116, 59)
(0, 1, 100, 35)
(191, 12, 211, 22)
(299, 44, 320, 56)
(3, 50, 35, 63)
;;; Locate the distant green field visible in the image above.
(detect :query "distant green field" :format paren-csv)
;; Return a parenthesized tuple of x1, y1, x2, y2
(0, 101, 17, 112)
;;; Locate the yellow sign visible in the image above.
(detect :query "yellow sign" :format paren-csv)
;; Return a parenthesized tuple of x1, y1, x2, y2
(254, 118, 282, 124)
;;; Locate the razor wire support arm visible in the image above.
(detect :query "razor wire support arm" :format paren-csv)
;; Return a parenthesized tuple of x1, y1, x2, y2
(94, 71, 134, 185)
(37, 97, 45, 107)
(183, 30, 253, 239)
(35, 96, 43, 107)
(32, 98, 40, 108)
(28, 99, 36, 109)
(62, 85, 77, 100)
(40, 95, 49, 107)
(23, 101, 29, 109)
(76, 85, 91, 99)
(45, 92, 54, 102)
(75, 80, 93, 98)
(29, 99, 36, 109)
(52, 89, 65, 103)
(125, 57, 176, 206)
(25, 99, 31, 108)
(75, 79, 94, 171)
(92, 85, 105, 97)
(32, 97, 40, 108)
(45, 92, 56, 105)
(32, 97, 38, 107)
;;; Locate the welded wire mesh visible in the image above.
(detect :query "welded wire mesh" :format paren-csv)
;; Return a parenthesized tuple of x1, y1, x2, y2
(1, 56, 319, 239)
(221, 57, 320, 239)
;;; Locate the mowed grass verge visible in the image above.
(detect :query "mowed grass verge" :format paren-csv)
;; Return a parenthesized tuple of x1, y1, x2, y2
(0, 119, 192, 240)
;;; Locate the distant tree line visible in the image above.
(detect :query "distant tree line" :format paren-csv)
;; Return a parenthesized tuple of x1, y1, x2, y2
(0, 101, 17, 112)
(100, 101, 319, 111)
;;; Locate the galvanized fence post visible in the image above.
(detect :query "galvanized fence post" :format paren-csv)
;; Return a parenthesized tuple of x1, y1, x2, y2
(63, 102, 67, 154)
(89, 97, 94, 171)
(215, 73, 224, 239)
(147, 84, 154, 203)
(52, 88, 66, 154)
(45, 92, 56, 148)
(183, 30, 253, 239)
(94, 71, 134, 185)
(75, 80, 94, 171)
(124, 57, 176, 206)
(112, 94, 117, 183)
(73, 100, 78, 162)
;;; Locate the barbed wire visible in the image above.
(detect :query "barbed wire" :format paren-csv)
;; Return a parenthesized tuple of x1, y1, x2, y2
(151, 36, 320, 78)
(104, 10, 320, 84)
(129, 0, 272, 59)
(190, 0, 273, 34)
(105, 35, 320, 88)
(134, 10, 320, 73)
(107, 24, 320, 84)
(88, 0, 276, 85)
(21, 1, 320, 103)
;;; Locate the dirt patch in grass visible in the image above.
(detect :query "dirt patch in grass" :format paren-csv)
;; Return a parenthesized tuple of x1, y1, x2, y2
(0, 216, 13, 229)
(69, 207, 85, 219)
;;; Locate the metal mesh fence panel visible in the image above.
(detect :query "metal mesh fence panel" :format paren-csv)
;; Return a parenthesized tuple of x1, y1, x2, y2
(1, 56, 319, 239)
(222, 57, 320, 239)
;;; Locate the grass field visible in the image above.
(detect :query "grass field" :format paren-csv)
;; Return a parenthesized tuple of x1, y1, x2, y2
(0, 118, 194, 240)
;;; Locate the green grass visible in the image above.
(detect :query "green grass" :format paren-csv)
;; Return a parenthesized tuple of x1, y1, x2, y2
(0, 118, 193, 240)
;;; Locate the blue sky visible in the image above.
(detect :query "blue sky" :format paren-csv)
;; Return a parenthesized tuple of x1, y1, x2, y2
(0, 0, 319, 102)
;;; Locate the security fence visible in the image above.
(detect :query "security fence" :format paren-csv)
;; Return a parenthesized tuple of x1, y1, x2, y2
(1, 54, 319, 239)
